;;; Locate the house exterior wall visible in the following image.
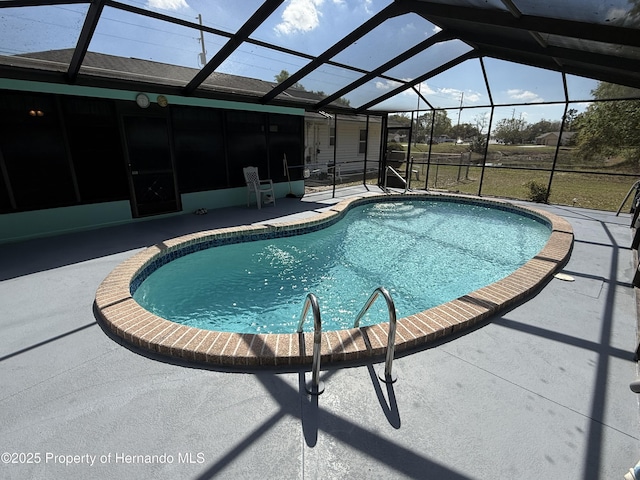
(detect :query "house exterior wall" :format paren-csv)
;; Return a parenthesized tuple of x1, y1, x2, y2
(536, 133, 560, 146)
(0, 181, 304, 244)
(0, 80, 305, 243)
(304, 115, 382, 177)
(535, 132, 575, 146)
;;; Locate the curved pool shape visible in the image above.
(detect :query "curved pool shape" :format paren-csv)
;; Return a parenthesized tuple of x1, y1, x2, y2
(95, 194, 574, 368)
(133, 199, 550, 334)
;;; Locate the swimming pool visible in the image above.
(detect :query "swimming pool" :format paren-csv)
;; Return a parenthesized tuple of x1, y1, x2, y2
(132, 199, 551, 334)
(95, 194, 574, 368)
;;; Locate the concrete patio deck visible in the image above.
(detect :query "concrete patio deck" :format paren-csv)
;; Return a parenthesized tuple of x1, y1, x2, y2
(1, 185, 639, 480)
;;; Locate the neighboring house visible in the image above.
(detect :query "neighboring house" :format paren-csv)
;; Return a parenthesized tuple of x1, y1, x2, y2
(436, 134, 455, 143)
(304, 112, 382, 179)
(535, 131, 575, 146)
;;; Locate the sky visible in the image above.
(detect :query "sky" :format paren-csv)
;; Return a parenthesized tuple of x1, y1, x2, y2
(0, 0, 610, 125)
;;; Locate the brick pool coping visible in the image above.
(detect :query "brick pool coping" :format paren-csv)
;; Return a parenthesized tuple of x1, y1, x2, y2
(94, 193, 574, 369)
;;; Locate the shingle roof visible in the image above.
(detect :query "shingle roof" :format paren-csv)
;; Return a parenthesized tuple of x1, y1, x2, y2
(16, 49, 324, 104)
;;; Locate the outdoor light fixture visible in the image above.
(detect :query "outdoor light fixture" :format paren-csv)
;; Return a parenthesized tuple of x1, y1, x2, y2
(28, 109, 44, 117)
(157, 95, 168, 107)
(135, 93, 150, 108)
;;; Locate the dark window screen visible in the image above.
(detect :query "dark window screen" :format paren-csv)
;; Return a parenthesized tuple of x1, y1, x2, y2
(268, 113, 303, 182)
(0, 163, 12, 213)
(61, 96, 128, 203)
(0, 91, 75, 210)
(172, 106, 226, 192)
(226, 110, 267, 186)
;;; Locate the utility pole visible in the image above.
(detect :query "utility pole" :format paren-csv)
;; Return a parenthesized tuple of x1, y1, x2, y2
(197, 14, 207, 66)
(456, 91, 464, 139)
(415, 82, 421, 146)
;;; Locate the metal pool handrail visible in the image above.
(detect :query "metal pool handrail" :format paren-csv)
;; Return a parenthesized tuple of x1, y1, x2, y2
(297, 293, 324, 395)
(353, 286, 398, 383)
(384, 165, 409, 194)
(616, 179, 640, 217)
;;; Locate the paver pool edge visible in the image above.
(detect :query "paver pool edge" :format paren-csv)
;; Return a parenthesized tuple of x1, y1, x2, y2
(94, 193, 574, 368)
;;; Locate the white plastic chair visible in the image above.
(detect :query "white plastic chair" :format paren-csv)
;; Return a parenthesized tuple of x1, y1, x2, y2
(243, 166, 275, 209)
(328, 164, 342, 182)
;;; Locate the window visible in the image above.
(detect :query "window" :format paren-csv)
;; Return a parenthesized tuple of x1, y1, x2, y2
(329, 127, 335, 146)
(359, 129, 367, 154)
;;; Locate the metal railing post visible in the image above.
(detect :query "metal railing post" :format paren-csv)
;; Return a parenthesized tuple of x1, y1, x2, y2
(617, 179, 640, 217)
(354, 286, 398, 383)
(385, 166, 409, 194)
(297, 293, 324, 395)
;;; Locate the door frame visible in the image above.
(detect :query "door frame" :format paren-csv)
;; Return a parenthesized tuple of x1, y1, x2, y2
(118, 106, 181, 218)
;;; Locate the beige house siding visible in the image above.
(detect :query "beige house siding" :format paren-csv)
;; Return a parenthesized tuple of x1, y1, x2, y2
(535, 131, 575, 146)
(305, 115, 382, 177)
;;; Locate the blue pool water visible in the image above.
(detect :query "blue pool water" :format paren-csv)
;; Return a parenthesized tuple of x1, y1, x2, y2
(133, 199, 550, 333)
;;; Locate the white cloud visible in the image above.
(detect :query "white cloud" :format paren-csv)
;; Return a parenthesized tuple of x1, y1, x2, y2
(508, 89, 542, 102)
(464, 91, 482, 102)
(361, 0, 374, 14)
(400, 22, 416, 35)
(146, 0, 188, 11)
(377, 81, 483, 106)
(416, 81, 435, 95)
(440, 87, 461, 97)
(432, 25, 442, 33)
(439, 87, 483, 103)
(375, 79, 401, 90)
(275, 0, 324, 35)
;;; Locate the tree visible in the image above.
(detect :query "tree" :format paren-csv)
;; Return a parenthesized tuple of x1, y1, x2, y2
(563, 108, 579, 131)
(573, 82, 640, 162)
(491, 116, 564, 145)
(493, 115, 528, 144)
(388, 113, 411, 127)
(450, 122, 479, 141)
(473, 112, 489, 136)
(470, 112, 489, 153)
(414, 110, 452, 141)
(274, 69, 304, 90)
(274, 70, 350, 107)
(524, 119, 561, 143)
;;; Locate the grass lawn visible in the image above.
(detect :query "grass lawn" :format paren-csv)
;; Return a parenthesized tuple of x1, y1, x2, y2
(311, 142, 638, 212)
(397, 143, 638, 211)
(311, 168, 637, 212)
(407, 164, 637, 212)
(408, 142, 558, 156)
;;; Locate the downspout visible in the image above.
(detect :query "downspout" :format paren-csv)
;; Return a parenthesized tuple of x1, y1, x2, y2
(363, 115, 370, 190)
(332, 114, 338, 198)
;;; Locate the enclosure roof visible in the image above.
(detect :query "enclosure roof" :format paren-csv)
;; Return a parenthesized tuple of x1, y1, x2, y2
(0, 0, 639, 114)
